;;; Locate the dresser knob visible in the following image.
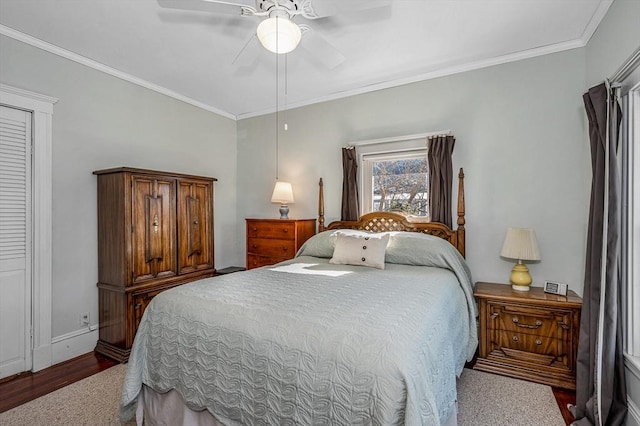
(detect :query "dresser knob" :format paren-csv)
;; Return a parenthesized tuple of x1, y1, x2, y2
(283, 247, 288, 251)
(512, 336, 519, 342)
(253, 227, 257, 231)
(283, 228, 289, 233)
(253, 244, 257, 249)
(536, 339, 543, 345)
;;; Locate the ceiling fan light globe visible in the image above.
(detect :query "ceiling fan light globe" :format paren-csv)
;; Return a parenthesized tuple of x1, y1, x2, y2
(257, 16, 301, 54)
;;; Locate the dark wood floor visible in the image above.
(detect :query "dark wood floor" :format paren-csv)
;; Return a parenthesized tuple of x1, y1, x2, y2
(0, 352, 117, 413)
(0, 352, 576, 424)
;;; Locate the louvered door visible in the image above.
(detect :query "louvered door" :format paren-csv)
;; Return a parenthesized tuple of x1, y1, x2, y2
(0, 105, 32, 379)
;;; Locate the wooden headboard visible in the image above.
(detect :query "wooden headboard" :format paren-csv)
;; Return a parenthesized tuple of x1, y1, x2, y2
(318, 168, 466, 258)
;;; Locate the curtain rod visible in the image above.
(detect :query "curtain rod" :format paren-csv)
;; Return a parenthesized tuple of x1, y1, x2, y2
(347, 130, 452, 147)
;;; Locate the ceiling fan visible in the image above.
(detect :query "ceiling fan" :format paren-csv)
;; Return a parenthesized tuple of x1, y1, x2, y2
(158, 0, 390, 69)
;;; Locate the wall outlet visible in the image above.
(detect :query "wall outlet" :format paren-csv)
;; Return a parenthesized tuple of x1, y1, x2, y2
(79, 312, 90, 326)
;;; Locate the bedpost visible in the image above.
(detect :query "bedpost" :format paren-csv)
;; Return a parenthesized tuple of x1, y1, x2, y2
(318, 178, 325, 233)
(457, 168, 466, 257)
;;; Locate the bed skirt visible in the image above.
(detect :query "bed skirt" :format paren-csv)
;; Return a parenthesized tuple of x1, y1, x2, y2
(135, 385, 459, 426)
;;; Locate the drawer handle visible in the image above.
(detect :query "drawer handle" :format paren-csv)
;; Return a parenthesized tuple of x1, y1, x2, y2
(536, 339, 543, 345)
(512, 317, 543, 329)
(512, 336, 519, 342)
(253, 227, 257, 232)
(253, 244, 257, 249)
(283, 228, 289, 233)
(282, 247, 288, 251)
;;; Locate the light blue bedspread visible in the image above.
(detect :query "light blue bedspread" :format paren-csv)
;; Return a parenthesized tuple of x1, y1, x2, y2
(121, 233, 477, 425)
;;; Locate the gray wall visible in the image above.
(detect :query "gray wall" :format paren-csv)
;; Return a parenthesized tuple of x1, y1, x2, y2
(584, 0, 640, 424)
(586, 0, 640, 88)
(237, 48, 589, 296)
(0, 35, 238, 340)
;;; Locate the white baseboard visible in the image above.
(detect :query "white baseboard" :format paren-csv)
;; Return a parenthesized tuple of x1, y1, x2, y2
(31, 343, 52, 372)
(51, 325, 98, 365)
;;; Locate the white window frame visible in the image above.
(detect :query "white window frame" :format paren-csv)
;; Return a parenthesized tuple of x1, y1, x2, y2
(619, 55, 640, 395)
(361, 148, 429, 217)
(349, 131, 451, 219)
(0, 84, 56, 372)
(625, 79, 640, 359)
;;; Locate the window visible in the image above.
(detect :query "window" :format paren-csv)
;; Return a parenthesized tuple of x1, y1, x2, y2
(361, 149, 429, 219)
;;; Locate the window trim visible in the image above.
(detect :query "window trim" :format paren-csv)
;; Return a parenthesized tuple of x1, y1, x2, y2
(625, 79, 640, 358)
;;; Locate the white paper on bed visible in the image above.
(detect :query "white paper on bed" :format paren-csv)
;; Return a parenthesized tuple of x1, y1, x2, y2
(121, 233, 477, 426)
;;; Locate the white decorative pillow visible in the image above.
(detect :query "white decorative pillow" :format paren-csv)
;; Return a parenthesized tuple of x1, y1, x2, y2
(329, 232, 390, 269)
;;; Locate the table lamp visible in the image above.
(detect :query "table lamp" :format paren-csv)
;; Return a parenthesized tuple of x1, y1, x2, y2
(500, 227, 541, 291)
(271, 181, 294, 219)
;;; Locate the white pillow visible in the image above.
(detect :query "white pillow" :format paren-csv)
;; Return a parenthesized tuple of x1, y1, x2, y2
(329, 232, 390, 269)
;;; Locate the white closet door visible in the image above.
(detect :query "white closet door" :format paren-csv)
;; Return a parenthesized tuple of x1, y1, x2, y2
(0, 104, 32, 379)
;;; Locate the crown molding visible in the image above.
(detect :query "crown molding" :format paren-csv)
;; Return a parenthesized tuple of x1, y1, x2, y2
(0, 24, 236, 120)
(2, 0, 613, 123)
(580, 0, 614, 45)
(237, 38, 587, 120)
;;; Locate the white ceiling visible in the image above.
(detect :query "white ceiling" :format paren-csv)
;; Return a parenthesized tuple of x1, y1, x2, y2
(0, 0, 611, 119)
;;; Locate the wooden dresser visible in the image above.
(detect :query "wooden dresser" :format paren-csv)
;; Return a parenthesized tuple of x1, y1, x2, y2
(246, 218, 316, 269)
(94, 167, 216, 362)
(473, 282, 582, 390)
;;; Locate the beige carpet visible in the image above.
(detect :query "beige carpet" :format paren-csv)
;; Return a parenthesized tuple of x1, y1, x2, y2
(0, 365, 565, 425)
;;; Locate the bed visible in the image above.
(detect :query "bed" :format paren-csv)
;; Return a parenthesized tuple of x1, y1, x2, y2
(120, 169, 477, 426)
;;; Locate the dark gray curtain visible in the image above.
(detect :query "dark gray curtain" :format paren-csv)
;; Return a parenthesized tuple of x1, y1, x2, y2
(341, 146, 359, 221)
(427, 135, 455, 227)
(571, 82, 627, 426)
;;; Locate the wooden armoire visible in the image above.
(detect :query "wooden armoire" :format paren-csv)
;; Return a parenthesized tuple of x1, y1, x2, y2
(93, 167, 216, 362)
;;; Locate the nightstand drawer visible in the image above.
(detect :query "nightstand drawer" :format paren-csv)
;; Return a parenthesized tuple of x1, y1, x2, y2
(488, 328, 568, 359)
(487, 302, 572, 341)
(247, 238, 296, 256)
(247, 222, 295, 239)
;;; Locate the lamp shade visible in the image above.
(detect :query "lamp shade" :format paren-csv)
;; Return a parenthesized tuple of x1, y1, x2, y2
(256, 15, 301, 54)
(500, 227, 541, 261)
(271, 181, 295, 204)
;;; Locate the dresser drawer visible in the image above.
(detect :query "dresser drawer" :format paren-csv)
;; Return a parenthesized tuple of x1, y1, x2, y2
(247, 254, 287, 269)
(487, 302, 573, 341)
(245, 218, 316, 270)
(247, 238, 296, 256)
(247, 222, 295, 239)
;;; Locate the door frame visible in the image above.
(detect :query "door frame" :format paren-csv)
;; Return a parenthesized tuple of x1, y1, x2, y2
(0, 83, 57, 372)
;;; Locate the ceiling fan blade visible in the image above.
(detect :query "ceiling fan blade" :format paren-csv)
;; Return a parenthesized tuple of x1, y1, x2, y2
(157, 0, 257, 15)
(300, 0, 391, 19)
(299, 27, 345, 69)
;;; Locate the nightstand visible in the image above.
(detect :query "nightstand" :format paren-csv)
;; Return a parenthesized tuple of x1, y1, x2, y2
(473, 282, 582, 390)
(246, 218, 316, 269)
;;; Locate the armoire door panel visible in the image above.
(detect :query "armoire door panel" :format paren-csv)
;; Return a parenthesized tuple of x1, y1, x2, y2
(145, 195, 163, 262)
(131, 176, 177, 283)
(187, 196, 202, 256)
(178, 180, 213, 274)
